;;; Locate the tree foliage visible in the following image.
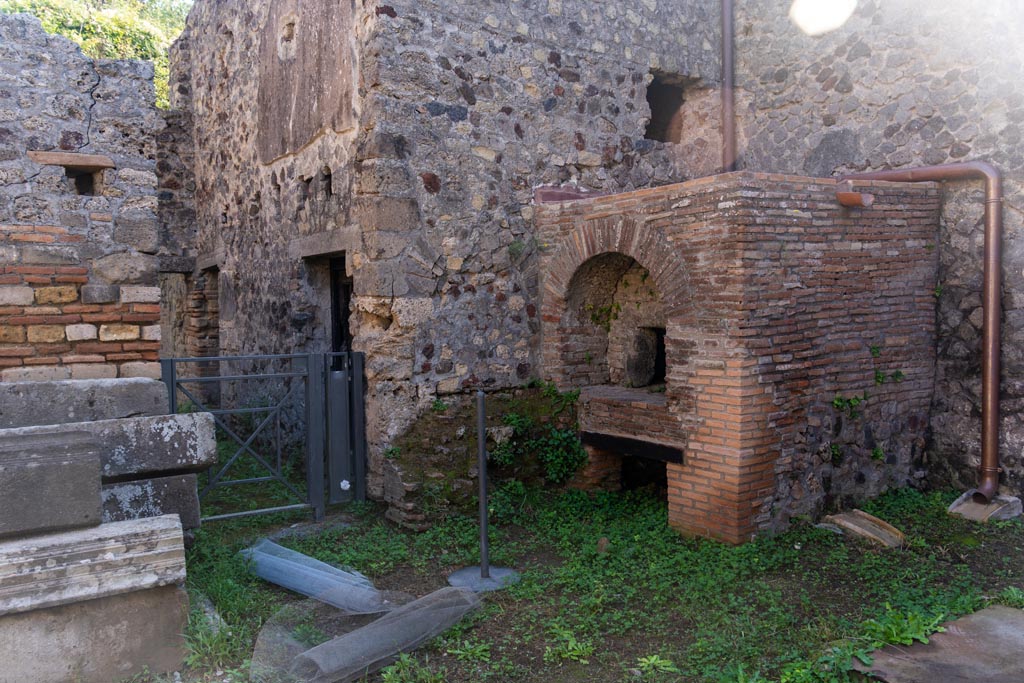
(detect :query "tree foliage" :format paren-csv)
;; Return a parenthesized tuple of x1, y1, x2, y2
(0, 0, 192, 108)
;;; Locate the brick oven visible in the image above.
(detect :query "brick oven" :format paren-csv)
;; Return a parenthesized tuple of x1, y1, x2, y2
(536, 172, 942, 544)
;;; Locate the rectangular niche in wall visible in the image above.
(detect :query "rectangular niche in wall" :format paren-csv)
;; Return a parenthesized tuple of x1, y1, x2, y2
(27, 151, 114, 197)
(644, 72, 688, 144)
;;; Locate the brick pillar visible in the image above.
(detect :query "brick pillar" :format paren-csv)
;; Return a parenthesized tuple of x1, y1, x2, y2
(666, 353, 775, 544)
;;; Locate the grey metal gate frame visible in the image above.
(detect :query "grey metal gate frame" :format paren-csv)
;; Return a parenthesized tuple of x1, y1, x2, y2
(160, 352, 366, 522)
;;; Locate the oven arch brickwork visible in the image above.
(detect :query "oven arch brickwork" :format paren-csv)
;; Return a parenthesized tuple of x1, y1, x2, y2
(537, 172, 942, 543)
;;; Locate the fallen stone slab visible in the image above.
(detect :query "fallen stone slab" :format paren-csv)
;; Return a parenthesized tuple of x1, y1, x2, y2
(0, 412, 216, 480)
(0, 515, 185, 616)
(0, 433, 101, 538)
(0, 583, 188, 683)
(854, 606, 1024, 682)
(0, 378, 167, 428)
(823, 509, 905, 547)
(102, 473, 201, 529)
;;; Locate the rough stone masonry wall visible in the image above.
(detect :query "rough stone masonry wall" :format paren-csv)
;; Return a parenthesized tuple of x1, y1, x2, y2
(734, 0, 1024, 495)
(537, 174, 941, 542)
(173, 0, 723, 496)
(0, 14, 185, 380)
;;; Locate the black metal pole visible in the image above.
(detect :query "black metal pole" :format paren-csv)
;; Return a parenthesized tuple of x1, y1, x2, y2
(477, 390, 490, 579)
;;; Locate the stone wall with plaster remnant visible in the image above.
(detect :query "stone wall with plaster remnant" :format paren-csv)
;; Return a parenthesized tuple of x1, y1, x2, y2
(172, 0, 722, 496)
(0, 14, 190, 380)
(735, 0, 1024, 496)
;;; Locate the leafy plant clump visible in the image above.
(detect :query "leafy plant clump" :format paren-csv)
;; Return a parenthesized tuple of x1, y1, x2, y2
(0, 0, 192, 108)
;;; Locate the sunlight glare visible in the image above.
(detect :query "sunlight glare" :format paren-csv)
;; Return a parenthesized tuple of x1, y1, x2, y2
(788, 0, 858, 36)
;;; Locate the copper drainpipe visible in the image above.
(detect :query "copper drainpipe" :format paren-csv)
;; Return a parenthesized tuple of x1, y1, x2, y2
(721, 0, 737, 172)
(839, 161, 1004, 503)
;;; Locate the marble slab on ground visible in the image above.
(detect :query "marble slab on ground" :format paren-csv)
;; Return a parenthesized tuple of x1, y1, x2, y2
(853, 606, 1024, 682)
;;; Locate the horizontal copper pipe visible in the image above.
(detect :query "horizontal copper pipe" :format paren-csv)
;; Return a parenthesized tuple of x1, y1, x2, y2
(840, 162, 1003, 503)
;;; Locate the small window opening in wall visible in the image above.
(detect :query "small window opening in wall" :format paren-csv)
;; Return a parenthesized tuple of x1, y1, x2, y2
(645, 72, 686, 143)
(330, 256, 353, 369)
(66, 168, 99, 196)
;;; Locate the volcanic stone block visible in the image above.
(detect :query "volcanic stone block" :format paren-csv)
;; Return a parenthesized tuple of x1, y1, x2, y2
(102, 473, 201, 529)
(0, 378, 167, 428)
(0, 433, 101, 538)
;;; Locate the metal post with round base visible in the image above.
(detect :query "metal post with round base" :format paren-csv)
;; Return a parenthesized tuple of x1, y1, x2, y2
(448, 391, 520, 593)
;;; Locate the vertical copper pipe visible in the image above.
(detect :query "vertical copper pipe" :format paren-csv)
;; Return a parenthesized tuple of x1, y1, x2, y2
(721, 0, 737, 172)
(840, 162, 1003, 503)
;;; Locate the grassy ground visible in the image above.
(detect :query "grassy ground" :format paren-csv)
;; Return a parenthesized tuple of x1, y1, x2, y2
(172, 485, 1024, 683)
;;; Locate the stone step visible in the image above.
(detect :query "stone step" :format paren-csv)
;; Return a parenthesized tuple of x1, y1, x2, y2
(102, 473, 200, 530)
(0, 515, 185, 617)
(0, 433, 101, 539)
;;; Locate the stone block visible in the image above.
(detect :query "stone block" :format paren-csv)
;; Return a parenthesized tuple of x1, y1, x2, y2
(0, 433, 101, 538)
(118, 360, 161, 378)
(350, 196, 420, 232)
(0, 412, 216, 479)
(141, 324, 161, 341)
(0, 326, 25, 343)
(65, 323, 98, 341)
(0, 377, 167, 428)
(0, 286, 33, 306)
(26, 324, 65, 343)
(99, 323, 140, 341)
(0, 514, 185, 616)
(80, 283, 119, 304)
(0, 584, 188, 683)
(103, 473, 201, 529)
(0, 365, 71, 382)
(114, 215, 160, 254)
(119, 285, 161, 303)
(93, 252, 158, 285)
(69, 363, 118, 380)
(33, 285, 77, 305)
(20, 245, 80, 265)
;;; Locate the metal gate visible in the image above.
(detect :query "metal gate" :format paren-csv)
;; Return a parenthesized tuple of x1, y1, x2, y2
(160, 352, 367, 522)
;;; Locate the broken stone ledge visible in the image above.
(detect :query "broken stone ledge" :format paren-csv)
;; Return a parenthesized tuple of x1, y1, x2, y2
(0, 514, 185, 616)
(0, 412, 216, 480)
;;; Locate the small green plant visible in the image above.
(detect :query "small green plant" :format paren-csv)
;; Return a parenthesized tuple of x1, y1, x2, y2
(379, 653, 446, 683)
(585, 301, 621, 331)
(870, 345, 882, 358)
(832, 392, 868, 419)
(874, 370, 887, 385)
(542, 623, 595, 664)
(384, 445, 401, 459)
(430, 398, 448, 413)
(584, 351, 593, 364)
(997, 586, 1024, 608)
(292, 622, 329, 648)
(447, 639, 491, 663)
(861, 604, 946, 647)
(637, 653, 681, 675)
(871, 446, 885, 461)
(829, 443, 843, 465)
(508, 239, 527, 260)
(934, 285, 944, 298)
(532, 426, 588, 484)
(890, 370, 905, 382)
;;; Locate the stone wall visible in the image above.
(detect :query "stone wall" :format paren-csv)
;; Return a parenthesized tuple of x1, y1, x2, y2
(734, 0, 1024, 495)
(0, 14, 189, 380)
(172, 0, 722, 495)
(537, 173, 941, 542)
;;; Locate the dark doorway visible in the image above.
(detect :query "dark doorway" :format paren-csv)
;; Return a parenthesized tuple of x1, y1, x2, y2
(330, 256, 353, 365)
(649, 327, 667, 386)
